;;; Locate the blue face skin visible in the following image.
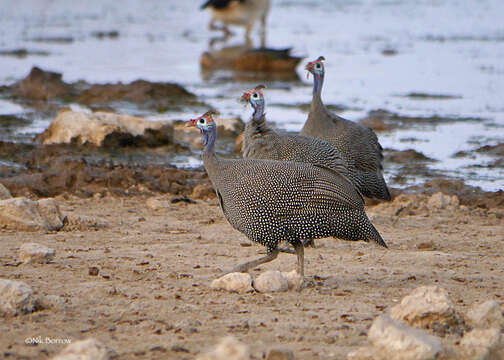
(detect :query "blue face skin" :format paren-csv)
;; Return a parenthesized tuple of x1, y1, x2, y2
(313, 61, 324, 78)
(249, 91, 263, 108)
(196, 116, 210, 132)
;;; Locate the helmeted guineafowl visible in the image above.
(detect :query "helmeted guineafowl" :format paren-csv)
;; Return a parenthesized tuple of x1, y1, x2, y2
(242, 85, 378, 199)
(301, 56, 392, 201)
(188, 110, 387, 279)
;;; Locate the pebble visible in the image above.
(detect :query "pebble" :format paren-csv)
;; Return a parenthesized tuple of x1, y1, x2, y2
(211, 273, 253, 293)
(19, 242, 56, 264)
(196, 336, 249, 360)
(253, 270, 289, 293)
(389, 286, 455, 328)
(466, 300, 504, 329)
(51, 338, 116, 360)
(0, 279, 36, 316)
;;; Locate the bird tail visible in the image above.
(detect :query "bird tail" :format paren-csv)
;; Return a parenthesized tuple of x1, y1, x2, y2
(368, 222, 388, 248)
(355, 171, 391, 201)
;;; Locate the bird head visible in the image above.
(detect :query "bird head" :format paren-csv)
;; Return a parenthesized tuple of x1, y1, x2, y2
(188, 110, 218, 134)
(240, 84, 266, 109)
(305, 56, 325, 80)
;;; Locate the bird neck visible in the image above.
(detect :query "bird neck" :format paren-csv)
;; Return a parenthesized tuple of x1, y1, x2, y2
(252, 101, 265, 124)
(202, 124, 217, 155)
(312, 73, 324, 105)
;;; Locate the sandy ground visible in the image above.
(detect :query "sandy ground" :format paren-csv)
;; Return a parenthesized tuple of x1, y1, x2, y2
(1, 193, 503, 359)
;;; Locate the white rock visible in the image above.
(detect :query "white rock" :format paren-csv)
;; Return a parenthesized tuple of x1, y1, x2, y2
(19, 242, 56, 264)
(459, 328, 503, 360)
(38, 198, 66, 230)
(197, 336, 249, 360)
(0, 197, 65, 231)
(37, 294, 66, 311)
(367, 315, 441, 360)
(253, 270, 289, 293)
(466, 300, 504, 329)
(348, 315, 443, 360)
(0, 183, 12, 200)
(281, 270, 303, 290)
(39, 110, 172, 146)
(211, 273, 253, 293)
(145, 197, 173, 210)
(0, 279, 36, 316)
(52, 338, 115, 360)
(390, 286, 455, 328)
(266, 347, 294, 360)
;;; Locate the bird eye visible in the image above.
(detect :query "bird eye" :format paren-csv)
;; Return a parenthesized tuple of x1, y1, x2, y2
(252, 93, 259, 99)
(315, 63, 322, 70)
(199, 118, 205, 124)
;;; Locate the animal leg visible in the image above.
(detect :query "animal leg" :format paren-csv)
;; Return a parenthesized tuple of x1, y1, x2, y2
(278, 247, 296, 254)
(260, 14, 267, 47)
(303, 239, 317, 248)
(245, 24, 253, 48)
(293, 241, 304, 278)
(226, 248, 279, 274)
(209, 20, 232, 36)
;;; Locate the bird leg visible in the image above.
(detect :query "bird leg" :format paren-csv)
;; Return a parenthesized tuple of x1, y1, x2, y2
(225, 248, 279, 274)
(293, 241, 304, 278)
(260, 14, 267, 47)
(244, 24, 253, 48)
(278, 247, 295, 254)
(303, 239, 317, 248)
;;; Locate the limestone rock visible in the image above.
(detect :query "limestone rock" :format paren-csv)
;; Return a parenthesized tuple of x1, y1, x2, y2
(427, 192, 459, 210)
(37, 110, 173, 147)
(0, 279, 36, 316)
(466, 300, 504, 329)
(146, 197, 173, 211)
(281, 270, 303, 290)
(52, 338, 115, 360)
(197, 336, 249, 360)
(19, 242, 56, 264)
(266, 347, 294, 360)
(0, 197, 65, 231)
(459, 328, 504, 360)
(0, 183, 12, 200)
(253, 270, 289, 293)
(37, 294, 66, 311)
(390, 286, 456, 328)
(348, 315, 442, 360)
(38, 198, 66, 230)
(211, 273, 253, 293)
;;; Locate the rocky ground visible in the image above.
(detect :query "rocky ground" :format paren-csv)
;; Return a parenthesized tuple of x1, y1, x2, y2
(1, 67, 503, 360)
(1, 180, 503, 359)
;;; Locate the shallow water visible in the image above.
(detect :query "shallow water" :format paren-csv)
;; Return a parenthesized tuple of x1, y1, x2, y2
(0, 0, 503, 190)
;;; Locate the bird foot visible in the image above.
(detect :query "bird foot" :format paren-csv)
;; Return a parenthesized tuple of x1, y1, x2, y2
(278, 247, 296, 254)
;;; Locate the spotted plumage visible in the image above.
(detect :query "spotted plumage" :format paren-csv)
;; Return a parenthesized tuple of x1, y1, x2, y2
(301, 56, 391, 201)
(188, 111, 387, 277)
(241, 85, 362, 197)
